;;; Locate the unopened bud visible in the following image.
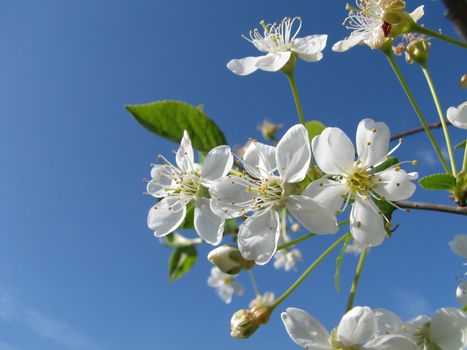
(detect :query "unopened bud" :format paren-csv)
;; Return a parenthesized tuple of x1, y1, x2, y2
(230, 304, 272, 339)
(461, 74, 467, 88)
(258, 119, 283, 140)
(208, 245, 255, 275)
(405, 38, 430, 65)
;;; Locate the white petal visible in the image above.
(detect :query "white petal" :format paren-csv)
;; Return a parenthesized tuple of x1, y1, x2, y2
(409, 5, 424, 22)
(147, 197, 187, 237)
(256, 51, 292, 72)
(226, 56, 262, 76)
(243, 141, 277, 179)
(292, 34, 327, 62)
(447, 103, 467, 130)
(281, 308, 332, 349)
(457, 281, 467, 306)
(430, 307, 467, 350)
(356, 118, 390, 167)
(147, 165, 174, 198)
(312, 127, 355, 175)
(276, 124, 311, 183)
(176, 130, 194, 171)
(337, 306, 377, 346)
(363, 335, 417, 350)
(200, 145, 233, 186)
(374, 309, 404, 336)
(302, 179, 347, 214)
(209, 175, 255, 219)
(350, 198, 385, 246)
(194, 198, 224, 245)
(332, 32, 369, 52)
(237, 208, 280, 265)
(286, 195, 338, 234)
(449, 234, 467, 258)
(374, 168, 417, 201)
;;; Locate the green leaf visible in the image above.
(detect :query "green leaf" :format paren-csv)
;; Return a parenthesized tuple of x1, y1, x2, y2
(169, 245, 197, 281)
(304, 120, 325, 142)
(334, 235, 351, 293)
(373, 157, 399, 173)
(455, 140, 466, 149)
(179, 203, 195, 230)
(126, 100, 227, 152)
(223, 219, 238, 234)
(419, 173, 457, 191)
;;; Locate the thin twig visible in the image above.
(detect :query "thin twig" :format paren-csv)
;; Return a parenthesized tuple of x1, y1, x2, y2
(396, 200, 467, 216)
(390, 121, 450, 141)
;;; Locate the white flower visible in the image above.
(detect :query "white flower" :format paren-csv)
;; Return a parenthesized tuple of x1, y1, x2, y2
(333, 0, 424, 52)
(457, 281, 467, 306)
(307, 118, 417, 246)
(207, 267, 244, 304)
(249, 292, 275, 309)
(450, 234, 467, 258)
(447, 102, 467, 130)
(147, 131, 233, 245)
(405, 308, 467, 350)
(274, 249, 302, 271)
(227, 17, 327, 76)
(281, 306, 417, 349)
(210, 125, 338, 265)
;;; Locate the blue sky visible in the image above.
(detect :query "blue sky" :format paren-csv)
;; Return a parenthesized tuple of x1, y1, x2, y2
(0, 0, 466, 349)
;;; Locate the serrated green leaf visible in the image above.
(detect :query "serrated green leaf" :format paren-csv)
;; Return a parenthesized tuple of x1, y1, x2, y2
(334, 235, 351, 293)
(179, 203, 195, 230)
(304, 120, 325, 142)
(455, 140, 466, 149)
(419, 173, 457, 191)
(169, 245, 197, 281)
(126, 100, 227, 152)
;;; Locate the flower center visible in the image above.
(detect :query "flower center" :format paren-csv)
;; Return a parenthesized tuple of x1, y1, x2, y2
(253, 177, 285, 209)
(345, 165, 375, 195)
(243, 17, 302, 53)
(178, 172, 201, 197)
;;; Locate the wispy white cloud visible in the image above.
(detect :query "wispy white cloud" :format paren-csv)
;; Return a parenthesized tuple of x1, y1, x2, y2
(0, 287, 100, 350)
(394, 289, 432, 320)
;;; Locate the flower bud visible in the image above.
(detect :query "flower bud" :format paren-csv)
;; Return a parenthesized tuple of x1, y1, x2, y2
(257, 119, 283, 141)
(461, 74, 467, 88)
(230, 309, 259, 339)
(230, 304, 272, 339)
(405, 38, 430, 65)
(291, 223, 301, 232)
(208, 245, 255, 275)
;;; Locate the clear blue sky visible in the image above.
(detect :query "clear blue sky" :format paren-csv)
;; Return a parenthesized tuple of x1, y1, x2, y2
(0, 1, 466, 349)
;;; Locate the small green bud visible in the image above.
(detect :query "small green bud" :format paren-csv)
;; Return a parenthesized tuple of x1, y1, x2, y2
(208, 245, 255, 275)
(230, 309, 260, 339)
(405, 38, 430, 65)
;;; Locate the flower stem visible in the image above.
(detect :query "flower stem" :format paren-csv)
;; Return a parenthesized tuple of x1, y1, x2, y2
(384, 50, 450, 174)
(413, 24, 467, 49)
(285, 71, 306, 125)
(345, 245, 369, 312)
(463, 145, 467, 172)
(248, 270, 260, 297)
(421, 64, 457, 174)
(277, 220, 350, 251)
(271, 233, 351, 310)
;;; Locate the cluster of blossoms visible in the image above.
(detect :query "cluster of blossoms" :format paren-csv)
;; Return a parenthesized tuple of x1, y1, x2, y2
(147, 119, 417, 265)
(138, 2, 467, 347)
(282, 305, 467, 350)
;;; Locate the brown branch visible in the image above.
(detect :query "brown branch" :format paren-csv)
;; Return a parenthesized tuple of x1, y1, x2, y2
(390, 121, 450, 141)
(442, 0, 467, 42)
(395, 200, 467, 216)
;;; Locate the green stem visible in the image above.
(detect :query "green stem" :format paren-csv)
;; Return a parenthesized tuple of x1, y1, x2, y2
(345, 246, 369, 312)
(421, 65, 457, 174)
(285, 71, 306, 125)
(384, 50, 450, 174)
(248, 270, 260, 297)
(281, 208, 287, 243)
(277, 220, 350, 251)
(271, 233, 351, 310)
(463, 145, 467, 172)
(413, 24, 467, 49)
